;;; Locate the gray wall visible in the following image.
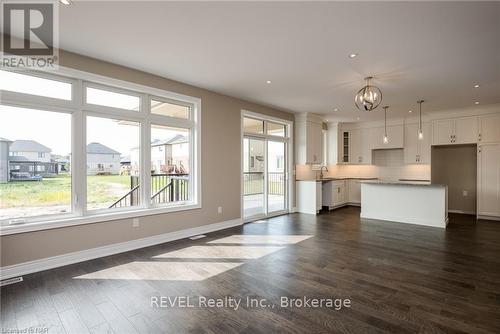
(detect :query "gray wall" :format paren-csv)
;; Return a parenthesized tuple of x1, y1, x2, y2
(431, 145, 477, 213)
(0, 50, 294, 267)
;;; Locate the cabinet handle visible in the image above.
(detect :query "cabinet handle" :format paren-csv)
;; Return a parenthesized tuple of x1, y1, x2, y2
(478, 146, 482, 153)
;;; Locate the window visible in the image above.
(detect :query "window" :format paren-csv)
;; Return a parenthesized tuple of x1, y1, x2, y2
(86, 86, 140, 111)
(243, 117, 264, 134)
(87, 116, 140, 211)
(151, 99, 190, 119)
(267, 122, 286, 137)
(0, 105, 72, 222)
(150, 125, 190, 205)
(0, 69, 200, 231)
(0, 70, 72, 100)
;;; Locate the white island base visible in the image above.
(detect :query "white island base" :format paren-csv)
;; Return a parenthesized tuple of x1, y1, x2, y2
(361, 181, 448, 228)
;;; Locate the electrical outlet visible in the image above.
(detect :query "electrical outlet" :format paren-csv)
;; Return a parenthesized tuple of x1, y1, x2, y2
(132, 218, 140, 227)
(218, 206, 223, 214)
(462, 190, 468, 197)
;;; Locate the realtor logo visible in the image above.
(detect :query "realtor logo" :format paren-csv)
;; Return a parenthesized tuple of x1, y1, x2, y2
(1, 1, 59, 69)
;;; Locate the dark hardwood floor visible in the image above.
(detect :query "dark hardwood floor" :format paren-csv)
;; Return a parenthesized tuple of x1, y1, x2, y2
(2, 207, 500, 333)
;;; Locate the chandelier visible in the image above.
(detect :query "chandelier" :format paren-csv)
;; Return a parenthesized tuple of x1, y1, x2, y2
(354, 76, 382, 111)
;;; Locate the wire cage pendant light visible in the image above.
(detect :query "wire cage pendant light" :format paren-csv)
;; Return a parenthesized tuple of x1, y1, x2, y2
(355, 76, 383, 111)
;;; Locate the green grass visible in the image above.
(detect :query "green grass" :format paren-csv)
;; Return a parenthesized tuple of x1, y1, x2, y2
(0, 175, 132, 208)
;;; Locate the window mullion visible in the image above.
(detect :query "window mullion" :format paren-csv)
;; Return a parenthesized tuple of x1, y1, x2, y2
(72, 79, 87, 217)
(140, 95, 151, 209)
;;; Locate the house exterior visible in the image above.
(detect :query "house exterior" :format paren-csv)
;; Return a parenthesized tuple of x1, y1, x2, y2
(0, 137, 12, 183)
(8, 140, 57, 180)
(86, 142, 121, 175)
(131, 134, 189, 174)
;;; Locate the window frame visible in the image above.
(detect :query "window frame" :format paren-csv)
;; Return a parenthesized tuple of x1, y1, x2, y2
(0, 67, 201, 236)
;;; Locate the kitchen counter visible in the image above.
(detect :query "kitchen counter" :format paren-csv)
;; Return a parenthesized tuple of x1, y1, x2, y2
(361, 181, 448, 228)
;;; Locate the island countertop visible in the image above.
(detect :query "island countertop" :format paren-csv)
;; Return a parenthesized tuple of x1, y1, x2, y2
(360, 180, 447, 188)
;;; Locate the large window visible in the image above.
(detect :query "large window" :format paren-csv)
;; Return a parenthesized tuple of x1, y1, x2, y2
(0, 69, 200, 231)
(0, 105, 72, 222)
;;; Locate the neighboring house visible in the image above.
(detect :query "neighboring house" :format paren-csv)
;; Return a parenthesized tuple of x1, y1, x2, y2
(87, 142, 121, 175)
(131, 134, 189, 174)
(8, 140, 57, 180)
(0, 137, 12, 183)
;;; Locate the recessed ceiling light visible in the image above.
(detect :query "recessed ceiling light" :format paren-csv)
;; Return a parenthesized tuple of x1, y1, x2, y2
(356, 116, 360, 121)
(348, 53, 358, 59)
(60, 0, 72, 5)
(474, 101, 480, 105)
(333, 108, 339, 112)
(474, 84, 480, 88)
(266, 80, 272, 84)
(408, 110, 413, 113)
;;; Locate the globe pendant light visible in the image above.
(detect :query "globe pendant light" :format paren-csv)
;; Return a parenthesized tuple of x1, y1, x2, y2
(382, 106, 389, 144)
(355, 76, 382, 111)
(417, 100, 424, 140)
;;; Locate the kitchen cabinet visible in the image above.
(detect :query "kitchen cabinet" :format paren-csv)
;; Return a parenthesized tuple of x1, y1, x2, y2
(404, 123, 431, 164)
(347, 179, 361, 204)
(371, 125, 404, 149)
(296, 181, 322, 214)
(479, 114, 500, 143)
(477, 143, 500, 218)
(347, 128, 372, 164)
(433, 117, 478, 145)
(296, 113, 323, 164)
(322, 180, 347, 209)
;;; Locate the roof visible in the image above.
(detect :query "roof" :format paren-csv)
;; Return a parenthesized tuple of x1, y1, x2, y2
(151, 134, 187, 147)
(120, 155, 131, 163)
(87, 142, 120, 155)
(0, 137, 12, 142)
(10, 140, 51, 152)
(9, 156, 31, 162)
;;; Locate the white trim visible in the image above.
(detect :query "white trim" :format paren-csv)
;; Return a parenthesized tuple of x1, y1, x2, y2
(0, 218, 242, 281)
(0, 203, 201, 236)
(477, 215, 500, 221)
(448, 209, 476, 215)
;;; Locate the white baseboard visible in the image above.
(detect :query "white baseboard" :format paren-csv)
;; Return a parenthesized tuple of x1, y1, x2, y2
(0, 218, 242, 281)
(477, 215, 500, 221)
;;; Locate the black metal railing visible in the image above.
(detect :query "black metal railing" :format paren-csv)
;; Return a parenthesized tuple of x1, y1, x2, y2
(243, 172, 284, 196)
(109, 173, 189, 209)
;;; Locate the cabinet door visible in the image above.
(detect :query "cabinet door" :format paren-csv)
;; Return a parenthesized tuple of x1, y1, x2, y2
(433, 119, 454, 145)
(479, 114, 500, 143)
(404, 123, 419, 164)
(307, 121, 323, 164)
(455, 117, 478, 144)
(418, 123, 432, 164)
(349, 129, 362, 164)
(332, 183, 342, 206)
(360, 128, 372, 164)
(348, 180, 361, 203)
(316, 182, 323, 211)
(478, 143, 500, 216)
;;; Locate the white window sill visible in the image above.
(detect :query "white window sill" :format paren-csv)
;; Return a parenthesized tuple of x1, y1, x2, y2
(0, 203, 201, 236)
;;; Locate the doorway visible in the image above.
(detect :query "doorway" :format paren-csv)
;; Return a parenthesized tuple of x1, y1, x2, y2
(242, 112, 292, 221)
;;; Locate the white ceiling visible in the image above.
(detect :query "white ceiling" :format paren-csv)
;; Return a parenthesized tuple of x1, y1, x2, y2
(57, 1, 500, 121)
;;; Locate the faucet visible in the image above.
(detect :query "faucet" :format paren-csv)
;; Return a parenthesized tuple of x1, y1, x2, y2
(319, 166, 329, 179)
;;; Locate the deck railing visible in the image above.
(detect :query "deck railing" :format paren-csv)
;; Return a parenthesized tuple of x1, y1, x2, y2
(243, 172, 284, 196)
(109, 173, 189, 209)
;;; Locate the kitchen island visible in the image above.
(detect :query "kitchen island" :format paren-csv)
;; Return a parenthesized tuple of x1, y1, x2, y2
(360, 181, 448, 228)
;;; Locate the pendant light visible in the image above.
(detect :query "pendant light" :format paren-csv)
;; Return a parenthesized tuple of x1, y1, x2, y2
(383, 106, 389, 144)
(417, 100, 424, 140)
(354, 76, 383, 111)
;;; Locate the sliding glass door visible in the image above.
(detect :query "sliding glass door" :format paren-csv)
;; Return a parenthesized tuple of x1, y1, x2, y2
(243, 116, 289, 220)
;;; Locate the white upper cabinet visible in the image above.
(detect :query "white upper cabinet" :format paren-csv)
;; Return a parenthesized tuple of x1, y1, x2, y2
(404, 123, 431, 164)
(372, 125, 404, 149)
(296, 113, 323, 164)
(347, 128, 372, 164)
(479, 114, 500, 143)
(433, 117, 478, 145)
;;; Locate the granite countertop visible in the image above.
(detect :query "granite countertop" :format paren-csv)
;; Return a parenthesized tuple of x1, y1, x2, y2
(360, 180, 447, 187)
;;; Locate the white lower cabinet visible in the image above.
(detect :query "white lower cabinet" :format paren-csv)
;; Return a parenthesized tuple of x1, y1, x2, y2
(296, 181, 322, 215)
(477, 143, 500, 218)
(322, 180, 347, 209)
(347, 179, 361, 204)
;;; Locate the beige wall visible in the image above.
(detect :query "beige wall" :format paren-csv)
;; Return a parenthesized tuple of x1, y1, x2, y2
(0, 50, 294, 267)
(431, 145, 477, 213)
